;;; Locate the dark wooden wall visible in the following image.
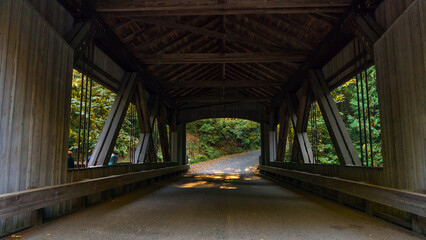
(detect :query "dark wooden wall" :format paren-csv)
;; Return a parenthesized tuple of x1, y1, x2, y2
(0, 0, 74, 233)
(374, 0, 425, 191)
(375, 0, 417, 30)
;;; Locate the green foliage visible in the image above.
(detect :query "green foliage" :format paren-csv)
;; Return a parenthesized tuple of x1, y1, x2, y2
(69, 70, 140, 163)
(306, 66, 383, 167)
(186, 118, 260, 164)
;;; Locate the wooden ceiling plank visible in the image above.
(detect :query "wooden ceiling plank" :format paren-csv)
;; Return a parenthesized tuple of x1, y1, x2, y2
(271, 15, 322, 39)
(246, 15, 314, 50)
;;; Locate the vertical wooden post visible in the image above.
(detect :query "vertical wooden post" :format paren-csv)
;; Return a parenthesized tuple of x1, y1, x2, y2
(276, 101, 289, 162)
(309, 69, 361, 166)
(260, 123, 275, 165)
(88, 72, 137, 166)
(157, 103, 170, 162)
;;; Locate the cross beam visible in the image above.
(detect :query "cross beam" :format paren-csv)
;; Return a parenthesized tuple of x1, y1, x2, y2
(138, 53, 306, 64)
(175, 96, 270, 103)
(96, 1, 350, 16)
(161, 81, 285, 89)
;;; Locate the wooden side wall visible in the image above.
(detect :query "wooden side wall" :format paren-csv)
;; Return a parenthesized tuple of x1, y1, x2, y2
(375, 0, 417, 30)
(0, 0, 73, 233)
(27, 0, 74, 37)
(76, 44, 126, 92)
(322, 40, 372, 90)
(374, 0, 425, 191)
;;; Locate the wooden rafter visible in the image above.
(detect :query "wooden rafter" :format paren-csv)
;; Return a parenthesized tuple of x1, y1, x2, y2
(137, 53, 306, 64)
(95, 1, 351, 16)
(161, 81, 284, 89)
(126, 17, 303, 54)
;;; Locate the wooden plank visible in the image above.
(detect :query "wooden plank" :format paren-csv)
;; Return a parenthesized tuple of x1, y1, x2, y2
(309, 70, 361, 166)
(0, 166, 189, 220)
(89, 72, 137, 166)
(137, 53, 306, 64)
(259, 165, 426, 217)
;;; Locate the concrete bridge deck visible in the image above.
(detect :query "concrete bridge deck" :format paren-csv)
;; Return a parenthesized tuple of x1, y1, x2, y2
(18, 151, 422, 240)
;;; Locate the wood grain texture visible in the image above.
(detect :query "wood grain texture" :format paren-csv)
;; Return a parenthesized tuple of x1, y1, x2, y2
(0, 0, 73, 234)
(259, 165, 426, 217)
(374, 0, 425, 191)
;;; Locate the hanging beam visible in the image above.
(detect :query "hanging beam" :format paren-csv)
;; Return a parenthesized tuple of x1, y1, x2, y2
(309, 70, 361, 166)
(276, 101, 290, 162)
(88, 72, 138, 166)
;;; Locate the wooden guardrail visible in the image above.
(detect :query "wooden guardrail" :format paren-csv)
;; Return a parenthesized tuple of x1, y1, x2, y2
(258, 165, 426, 217)
(0, 165, 189, 219)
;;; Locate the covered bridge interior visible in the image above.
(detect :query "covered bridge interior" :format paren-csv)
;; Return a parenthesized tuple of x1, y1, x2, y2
(0, 0, 425, 238)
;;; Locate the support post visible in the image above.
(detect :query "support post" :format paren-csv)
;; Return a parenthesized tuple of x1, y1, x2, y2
(309, 70, 361, 166)
(172, 124, 187, 165)
(134, 94, 159, 163)
(88, 72, 137, 166)
(157, 103, 170, 162)
(260, 123, 276, 165)
(276, 101, 289, 162)
(287, 93, 314, 164)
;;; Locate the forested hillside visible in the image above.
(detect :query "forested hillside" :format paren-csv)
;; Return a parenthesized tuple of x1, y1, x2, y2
(186, 119, 261, 164)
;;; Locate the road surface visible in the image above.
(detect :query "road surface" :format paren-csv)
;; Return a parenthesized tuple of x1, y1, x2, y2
(18, 150, 423, 239)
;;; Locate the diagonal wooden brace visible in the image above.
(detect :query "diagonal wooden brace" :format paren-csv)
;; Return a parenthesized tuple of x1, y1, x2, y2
(309, 70, 362, 166)
(88, 72, 138, 166)
(134, 93, 159, 164)
(287, 92, 314, 164)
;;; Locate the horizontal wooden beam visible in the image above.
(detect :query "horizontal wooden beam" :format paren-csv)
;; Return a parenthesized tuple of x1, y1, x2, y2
(138, 53, 306, 64)
(258, 165, 426, 217)
(162, 81, 284, 88)
(175, 96, 270, 103)
(96, 1, 350, 16)
(127, 17, 303, 53)
(0, 165, 188, 220)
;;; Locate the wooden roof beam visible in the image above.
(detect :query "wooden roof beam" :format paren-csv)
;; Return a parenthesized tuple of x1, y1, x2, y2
(175, 96, 270, 103)
(126, 17, 302, 54)
(96, 1, 351, 16)
(161, 81, 285, 89)
(137, 53, 306, 64)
